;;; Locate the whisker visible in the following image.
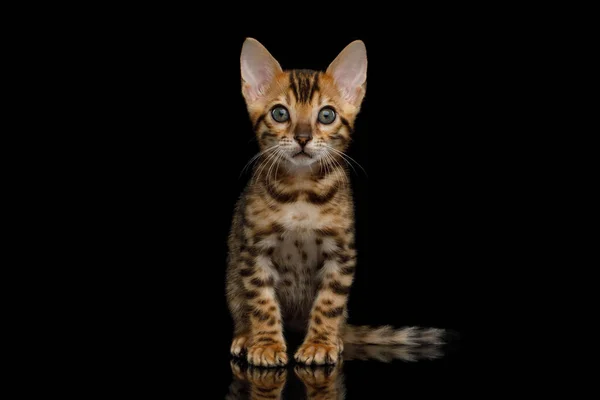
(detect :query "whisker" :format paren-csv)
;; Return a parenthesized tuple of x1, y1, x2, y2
(318, 155, 324, 178)
(273, 149, 285, 183)
(254, 147, 281, 183)
(331, 151, 350, 188)
(323, 151, 333, 182)
(324, 150, 348, 189)
(327, 147, 359, 177)
(326, 145, 368, 177)
(266, 149, 284, 186)
(253, 154, 272, 183)
(332, 154, 349, 189)
(240, 145, 279, 178)
(260, 150, 280, 183)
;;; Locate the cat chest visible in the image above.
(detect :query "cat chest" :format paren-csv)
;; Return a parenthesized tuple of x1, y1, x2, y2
(276, 202, 328, 231)
(257, 202, 341, 269)
(273, 231, 320, 270)
(273, 231, 321, 308)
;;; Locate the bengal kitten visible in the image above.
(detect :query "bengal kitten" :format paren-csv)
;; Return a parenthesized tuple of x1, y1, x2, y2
(227, 38, 444, 367)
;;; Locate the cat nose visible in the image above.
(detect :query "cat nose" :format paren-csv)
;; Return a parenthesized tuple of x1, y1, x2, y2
(294, 124, 312, 147)
(294, 134, 312, 147)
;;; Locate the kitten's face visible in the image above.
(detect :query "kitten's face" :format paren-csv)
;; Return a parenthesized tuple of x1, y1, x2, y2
(248, 70, 357, 167)
(240, 39, 367, 170)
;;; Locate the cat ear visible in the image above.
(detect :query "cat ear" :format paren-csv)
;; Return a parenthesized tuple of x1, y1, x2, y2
(326, 40, 367, 105)
(240, 38, 282, 102)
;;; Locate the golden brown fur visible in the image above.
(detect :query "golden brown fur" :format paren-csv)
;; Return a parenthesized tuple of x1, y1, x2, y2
(226, 38, 444, 367)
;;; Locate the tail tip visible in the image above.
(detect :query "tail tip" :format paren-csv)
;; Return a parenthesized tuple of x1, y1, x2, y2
(440, 328, 461, 343)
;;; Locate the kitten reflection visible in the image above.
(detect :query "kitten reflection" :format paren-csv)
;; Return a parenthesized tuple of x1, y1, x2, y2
(227, 345, 444, 399)
(226, 359, 344, 400)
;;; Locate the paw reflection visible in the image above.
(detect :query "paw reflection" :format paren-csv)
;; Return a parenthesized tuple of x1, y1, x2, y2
(227, 344, 445, 399)
(227, 359, 287, 400)
(294, 363, 345, 399)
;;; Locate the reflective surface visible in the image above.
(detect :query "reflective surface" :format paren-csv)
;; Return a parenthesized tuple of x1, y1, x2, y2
(226, 344, 450, 399)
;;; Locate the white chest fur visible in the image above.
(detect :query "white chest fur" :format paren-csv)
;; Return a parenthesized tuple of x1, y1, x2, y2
(278, 202, 326, 232)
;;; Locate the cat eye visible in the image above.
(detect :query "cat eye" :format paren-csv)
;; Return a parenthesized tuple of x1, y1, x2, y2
(271, 106, 290, 123)
(317, 107, 336, 124)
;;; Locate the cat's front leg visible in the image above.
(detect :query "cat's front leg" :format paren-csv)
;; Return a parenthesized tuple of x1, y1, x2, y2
(295, 237, 356, 365)
(237, 250, 288, 367)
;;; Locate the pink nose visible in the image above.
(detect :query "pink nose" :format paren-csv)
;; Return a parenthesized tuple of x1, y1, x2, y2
(294, 123, 312, 147)
(294, 134, 312, 146)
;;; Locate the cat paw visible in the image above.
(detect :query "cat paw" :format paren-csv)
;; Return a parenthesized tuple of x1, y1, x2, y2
(247, 343, 288, 367)
(294, 342, 341, 365)
(230, 335, 249, 357)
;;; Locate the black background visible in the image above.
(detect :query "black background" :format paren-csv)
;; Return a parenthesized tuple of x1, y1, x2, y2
(83, 13, 519, 396)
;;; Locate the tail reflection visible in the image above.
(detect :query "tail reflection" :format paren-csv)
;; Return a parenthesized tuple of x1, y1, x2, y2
(227, 344, 444, 399)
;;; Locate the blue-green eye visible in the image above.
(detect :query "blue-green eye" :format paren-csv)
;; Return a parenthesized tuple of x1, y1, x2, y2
(318, 107, 336, 124)
(271, 106, 289, 123)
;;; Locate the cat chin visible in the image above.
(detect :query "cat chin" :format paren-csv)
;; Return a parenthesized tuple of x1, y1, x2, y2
(285, 157, 319, 171)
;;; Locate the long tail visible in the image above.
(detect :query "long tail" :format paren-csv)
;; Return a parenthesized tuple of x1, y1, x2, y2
(343, 344, 444, 362)
(342, 325, 446, 346)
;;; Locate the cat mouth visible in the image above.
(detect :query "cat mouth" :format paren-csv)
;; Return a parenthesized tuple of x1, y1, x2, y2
(292, 151, 312, 158)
